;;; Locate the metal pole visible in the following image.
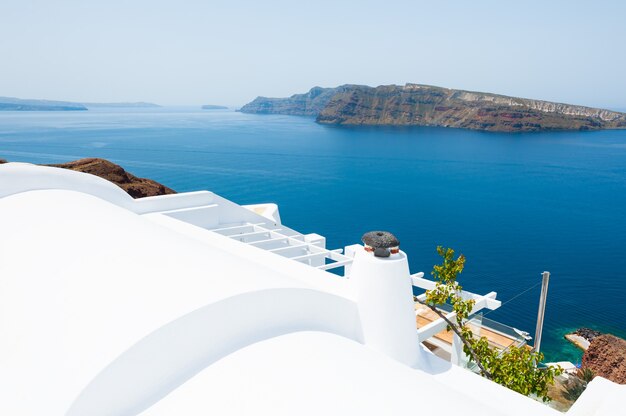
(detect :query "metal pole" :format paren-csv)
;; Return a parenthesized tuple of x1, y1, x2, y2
(533, 271, 550, 353)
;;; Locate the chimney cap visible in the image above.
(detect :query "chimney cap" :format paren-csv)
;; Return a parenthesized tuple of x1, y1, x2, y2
(362, 231, 400, 257)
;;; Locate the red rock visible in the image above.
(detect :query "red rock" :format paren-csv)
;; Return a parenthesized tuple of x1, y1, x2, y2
(46, 158, 175, 198)
(582, 334, 626, 384)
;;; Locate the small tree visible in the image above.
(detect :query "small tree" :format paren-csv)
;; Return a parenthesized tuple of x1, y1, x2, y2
(415, 246, 562, 402)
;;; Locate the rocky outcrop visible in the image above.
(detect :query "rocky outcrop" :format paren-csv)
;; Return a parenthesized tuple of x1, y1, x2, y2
(241, 84, 626, 132)
(47, 158, 175, 198)
(565, 328, 604, 350)
(582, 334, 626, 384)
(240, 86, 343, 116)
(574, 328, 603, 343)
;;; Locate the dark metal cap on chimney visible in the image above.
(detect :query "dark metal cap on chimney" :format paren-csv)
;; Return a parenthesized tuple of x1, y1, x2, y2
(362, 231, 400, 257)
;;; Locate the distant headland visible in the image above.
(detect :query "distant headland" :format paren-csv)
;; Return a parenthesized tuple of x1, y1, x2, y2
(240, 84, 626, 132)
(0, 96, 160, 111)
(201, 104, 228, 110)
(0, 96, 88, 111)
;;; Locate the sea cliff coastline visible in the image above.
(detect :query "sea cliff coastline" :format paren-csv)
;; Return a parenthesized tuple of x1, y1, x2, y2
(0, 96, 161, 111)
(241, 84, 626, 132)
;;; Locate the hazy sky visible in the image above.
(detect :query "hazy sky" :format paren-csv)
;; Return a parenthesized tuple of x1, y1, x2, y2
(1, 0, 625, 108)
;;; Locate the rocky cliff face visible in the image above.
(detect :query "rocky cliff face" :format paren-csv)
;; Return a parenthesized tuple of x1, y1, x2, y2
(318, 84, 626, 131)
(240, 86, 342, 116)
(582, 334, 626, 384)
(241, 84, 626, 132)
(47, 158, 175, 198)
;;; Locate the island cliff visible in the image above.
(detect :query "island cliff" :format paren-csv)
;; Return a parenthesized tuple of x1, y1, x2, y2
(241, 84, 626, 132)
(241, 86, 346, 116)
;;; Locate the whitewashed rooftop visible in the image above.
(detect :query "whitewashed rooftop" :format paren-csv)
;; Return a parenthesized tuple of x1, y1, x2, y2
(0, 162, 622, 415)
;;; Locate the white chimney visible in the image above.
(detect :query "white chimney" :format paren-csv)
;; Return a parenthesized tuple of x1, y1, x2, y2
(349, 231, 422, 367)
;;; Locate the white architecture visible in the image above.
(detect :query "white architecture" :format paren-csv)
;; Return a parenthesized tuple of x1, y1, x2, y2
(0, 162, 623, 415)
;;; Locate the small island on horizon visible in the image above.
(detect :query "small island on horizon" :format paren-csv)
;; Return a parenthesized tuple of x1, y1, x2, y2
(240, 84, 626, 132)
(201, 104, 228, 110)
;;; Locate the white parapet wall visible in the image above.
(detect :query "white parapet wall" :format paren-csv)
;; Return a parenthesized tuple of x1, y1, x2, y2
(0, 162, 134, 207)
(0, 163, 282, 229)
(0, 162, 217, 215)
(243, 203, 281, 224)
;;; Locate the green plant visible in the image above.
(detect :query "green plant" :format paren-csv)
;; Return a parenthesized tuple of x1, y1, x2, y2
(415, 246, 563, 402)
(577, 367, 594, 383)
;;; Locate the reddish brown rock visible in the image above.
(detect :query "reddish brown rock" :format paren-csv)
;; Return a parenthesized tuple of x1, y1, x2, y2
(582, 334, 626, 384)
(47, 158, 175, 198)
(0, 159, 7, 164)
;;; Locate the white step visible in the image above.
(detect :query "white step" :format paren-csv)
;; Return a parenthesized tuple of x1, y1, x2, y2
(316, 259, 353, 271)
(160, 204, 219, 229)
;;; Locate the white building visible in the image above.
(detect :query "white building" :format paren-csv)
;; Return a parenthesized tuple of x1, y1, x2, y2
(0, 162, 622, 415)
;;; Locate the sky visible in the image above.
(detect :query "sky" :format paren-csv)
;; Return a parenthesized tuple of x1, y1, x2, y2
(1, 0, 625, 108)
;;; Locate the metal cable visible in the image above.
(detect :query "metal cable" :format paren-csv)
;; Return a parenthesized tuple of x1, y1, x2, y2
(482, 281, 543, 318)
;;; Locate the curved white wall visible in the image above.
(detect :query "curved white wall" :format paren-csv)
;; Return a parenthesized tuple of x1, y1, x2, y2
(67, 288, 362, 416)
(0, 162, 134, 207)
(0, 188, 360, 415)
(0, 163, 219, 214)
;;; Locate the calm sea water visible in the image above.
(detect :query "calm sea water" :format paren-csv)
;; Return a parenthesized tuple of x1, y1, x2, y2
(2, 107, 625, 362)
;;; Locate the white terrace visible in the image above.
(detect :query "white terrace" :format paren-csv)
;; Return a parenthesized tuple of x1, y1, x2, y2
(0, 162, 623, 416)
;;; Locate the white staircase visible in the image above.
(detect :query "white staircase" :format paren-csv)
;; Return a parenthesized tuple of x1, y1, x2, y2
(208, 221, 353, 275)
(142, 190, 353, 276)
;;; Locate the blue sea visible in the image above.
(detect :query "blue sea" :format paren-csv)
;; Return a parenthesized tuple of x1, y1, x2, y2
(1, 107, 625, 362)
